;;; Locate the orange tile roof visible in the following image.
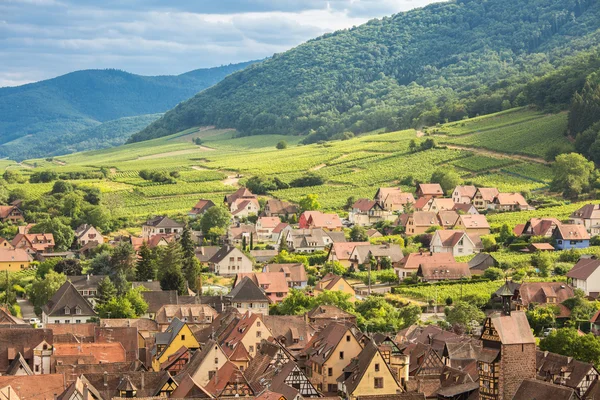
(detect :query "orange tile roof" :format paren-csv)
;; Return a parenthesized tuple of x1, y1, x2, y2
(331, 242, 370, 261)
(53, 342, 126, 364)
(0, 374, 66, 400)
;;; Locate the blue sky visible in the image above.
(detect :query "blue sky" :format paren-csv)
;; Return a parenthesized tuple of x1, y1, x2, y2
(0, 0, 437, 87)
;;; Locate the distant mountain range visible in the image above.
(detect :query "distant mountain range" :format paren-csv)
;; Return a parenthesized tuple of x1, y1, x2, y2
(0, 61, 256, 160)
(130, 0, 600, 145)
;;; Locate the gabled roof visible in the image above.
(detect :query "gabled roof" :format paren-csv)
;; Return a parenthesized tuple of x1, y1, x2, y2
(5, 353, 33, 376)
(0, 374, 66, 400)
(567, 257, 600, 280)
(433, 230, 473, 248)
(524, 218, 562, 236)
(537, 350, 597, 390)
(486, 311, 535, 345)
(203, 361, 254, 397)
(143, 215, 183, 228)
(453, 185, 477, 199)
(452, 203, 478, 214)
(152, 317, 187, 357)
(494, 192, 529, 206)
(264, 199, 298, 215)
(82, 371, 174, 399)
(307, 304, 355, 321)
(351, 243, 403, 264)
(264, 263, 307, 283)
(0, 206, 20, 219)
(234, 272, 289, 295)
(339, 340, 396, 395)
(315, 273, 353, 292)
(53, 342, 127, 364)
(417, 183, 444, 196)
(170, 373, 214, 398)
(571, 203, 600, 219)
(226, 277, 270, 303)
(352, 198, 382, 212)
(195, 246, 220, 263)
(0, 248, 32, 263)
(300, 322, 355, 366)
(554, 224, 591, 240)
(190, 199, 216, 214)
(257, 217, 281, 229)
(225, 187, 256, 205)
(174, 339, 224, 384)
(513, 378, 576, 400)
(410, 211, 438, 227)
(263, 315, 316, 352)
(417, 262, 471, 280)
(437, 210, 460, 227)
(475, 187, 499, 202)
(141, 290, 179, 313)
(0, 307, 26, 325)
(208, 246, 251, 264)
(331, 242, 370, 261)
(468, 253, 497, 269)
(518, 282, 574, 306)
(305, 211, 343, 229)
(42, 281, 96, 317)
(228, 224, 256, 240)
(456, 214, 490, 229)
(0, 328, 53, 373)
(399, 252, 456, 270)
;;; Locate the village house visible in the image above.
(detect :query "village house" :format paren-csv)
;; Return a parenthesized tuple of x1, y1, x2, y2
(337, 340, 402, 400)
(416, 183, 444, 198)
(0, 375, 67, 400)
(452, 185, 477, 204)
(230, 197, 261, 219)
(151, 317, 200, 370)
(0, 248, 32, 272)
(452, 202, 479, 215)
(348, 243, 403, 271)
(41, 281, 97, 324)
(74, 224, 102, 247)
(154, 304, 218, 330)
(82, 370, 178, 399)
(454, 214, 490, 236)
(250, 249, 278, 263)
(286, 228, 345, 253)
(567, 257, 600, 296)
(537, 350, 600, 397)
(208, 245, 253, 276)
(204, 361, 255, 397)
(396, 252, 456, 281)
(225, 276, 271, 315)
(517, 281, 574, 310)
(141, 216, 184, 239)
(225, 187, 257, 207)
(299, 211, 343, 230)
(52, 342, 127, 367)
(11, 233, 55, 254)
(349, 199, 394, 226)
(0, 328, 53, 375)
(478, 292, 536, 400)
(262, 198, 299, 218)
(306, 305, 357, 328)
(428, 198, 456, 212)
(416, 262, 471, 282)
(300, 322, 364, 394)
(430, 230, 482, 257)
(570, 204, 600, 235)
(468, 253, 498, 275)
(234, 272, 290, 303)
(472, 187, 499, 211)
(490, 192, 533, 211)
(227, 224, 257, 246)
(221, 312, 273, 359)
(262, 316, 316, 356)
(404, 212, 439, 235)
(413, 196, 433, 212)
(0, 205, 24, 223)
(328, 242, 370, 268)
(264, 263, 308, 288)
(374, 187, 416, 211)
(512, 378, 578, 400)
(437, 210, 460, 230)
(256, 216, 282, 241)
(553, 224, 591, 250)
(272, 222, 292, 246)
(522, 217, 562, 237)
(187, 199, 215, 218)
(313, 273, 356, 302)
(174, 338, 228, 386)
(66, 274, 104, 306)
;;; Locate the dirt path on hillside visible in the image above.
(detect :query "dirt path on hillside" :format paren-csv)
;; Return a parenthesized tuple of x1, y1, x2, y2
(310, 163, 327, 171)
(416, 130, 425, 138)
(443, 144, 548, 165)
(223, 174, 241, 186)
(191, 165, 210, 171)
(138, 146, 215, 160)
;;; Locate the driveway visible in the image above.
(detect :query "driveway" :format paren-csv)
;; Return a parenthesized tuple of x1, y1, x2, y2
(17, 298, 36, 319)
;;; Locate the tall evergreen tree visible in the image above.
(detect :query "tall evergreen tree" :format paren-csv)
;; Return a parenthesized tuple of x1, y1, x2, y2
(279, 234, 288, 252)
(159, 241, 186, 295)
(180, 224, 200, 291)
(136, 242, 156, 281)
(97, 276, 117, 305)
(568, 74, 600, 135)
(110, 242, 136, 279)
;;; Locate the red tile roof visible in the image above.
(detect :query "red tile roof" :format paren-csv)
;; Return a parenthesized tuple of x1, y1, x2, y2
(53, 342, 126, 364)
(0, 374, 66, 400)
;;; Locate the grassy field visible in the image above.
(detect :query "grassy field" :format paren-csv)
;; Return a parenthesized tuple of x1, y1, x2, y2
(0, 108, 573, 225)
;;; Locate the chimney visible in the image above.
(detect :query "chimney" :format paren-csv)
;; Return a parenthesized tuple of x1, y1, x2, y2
(103, 371, 108, 387)
(141, 373, 145, 389)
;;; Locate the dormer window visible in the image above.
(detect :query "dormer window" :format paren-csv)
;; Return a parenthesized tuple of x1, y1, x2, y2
(75, 306, 81, 315)
(64, 306, 70, 314)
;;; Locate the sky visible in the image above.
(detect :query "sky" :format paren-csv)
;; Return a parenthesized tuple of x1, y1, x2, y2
(0, 0, 438, 87)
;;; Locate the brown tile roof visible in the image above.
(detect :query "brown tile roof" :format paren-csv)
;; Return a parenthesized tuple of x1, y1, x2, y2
(437, 211, 460, 228)
(567, 258, 600, 280)
(413, 197, 432, 211)
(234, 272, 289, 296)
(141, 290, 179, 313)
(352, 199, 380, 212)
(0, 206, 20, 219)
(264, 198, 298, 215)
(257, 217, 281, 229)
(307, 305, 355, 322)
(514, 223, 526, 236)
(12, 233, 55, 252)
(263, 315, 316, 352)
(0, 248, 32, 263)
(95, 326, 139, 363)
(225, 187, 256, 206)
(457, 214, 490, 229)
(452, 203, 477, 214)
(431, 198, 456, 211)
(524, 218, 562, 236)
(272, 222, 290, 234)
(155, 304, 217, 324)
(433, 230, 470, 247)
(306, 212, 343, 230)
(203, 361, 254, 397)
(254, 390, 288, 400)
(411, 211, 438, 226)
(518, 282, 574, 306)
(454, 185, 477, 199)
(264, 263, 307, 284)
(571, 203, 600, 220)
(46, 323, 95, 340)
(143, 216, 184, 228)
(399, 252, 456, 270)
(418, 183, 444, 196)
(513, 378, 576, 400)
(189, 199, 215, 215)
(42, 281, 96, 318)
(300, 322, 353, 366)
(486, 311, 535, 345)
(529, 242, 555, 251)
(169, 373, 214, 398)
(383, 192, 416, 206)
(494, 192, 529, 206)
(99, 318, 159, 332)
(195, 246, 220, 263)
(476, 187, 499, 202)
(82, 371, 174, 399)
(537, 350, 596, 391)
(0, 307, 26, 325)
(417, 262, 471, 280)
(554, 224, 591, 240)
(339, 340, 396, 395)
(0, 374, 66, 400)
(53, 342, 126, 364)
(0, 328, 53, 373)
(55, 362, 142, 385)
(329, 242, 368, 262)
(231, 198, 260, 216)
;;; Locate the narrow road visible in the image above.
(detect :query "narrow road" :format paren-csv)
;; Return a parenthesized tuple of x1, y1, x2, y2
(17, 298, 36, 319)
(443, 144, 548, 165)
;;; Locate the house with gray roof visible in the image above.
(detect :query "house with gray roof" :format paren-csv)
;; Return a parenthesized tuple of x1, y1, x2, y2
(225, 276, 270, 315)
(42, 281, 97, 324)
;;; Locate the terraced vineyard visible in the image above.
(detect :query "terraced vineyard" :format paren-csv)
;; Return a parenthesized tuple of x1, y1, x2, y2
(0, 108, 570, 224)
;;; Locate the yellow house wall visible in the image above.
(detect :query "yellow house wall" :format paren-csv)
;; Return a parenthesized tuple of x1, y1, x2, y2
(0, 260, 30, 272)
(315, 279, 356, 302)
(240, 318, 272, 358)
(321, 330, 363, 390)
(189, 343, 228, 386)
(350, 350, 401, 399)
(152, 324, 200, 370)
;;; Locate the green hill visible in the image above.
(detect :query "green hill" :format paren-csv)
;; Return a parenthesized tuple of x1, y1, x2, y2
(0, 61, 256, 160)
(131, 0, 600, 144)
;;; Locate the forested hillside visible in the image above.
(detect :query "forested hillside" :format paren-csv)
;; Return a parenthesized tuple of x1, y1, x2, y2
(132, 0, 600, 144)
(0, 61, 256, 160)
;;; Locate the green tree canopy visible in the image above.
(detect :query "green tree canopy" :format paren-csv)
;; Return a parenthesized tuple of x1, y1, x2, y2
(551, 153, 595, 198)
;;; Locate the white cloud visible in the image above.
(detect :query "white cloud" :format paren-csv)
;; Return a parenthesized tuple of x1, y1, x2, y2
(0, 0, 440, 86)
